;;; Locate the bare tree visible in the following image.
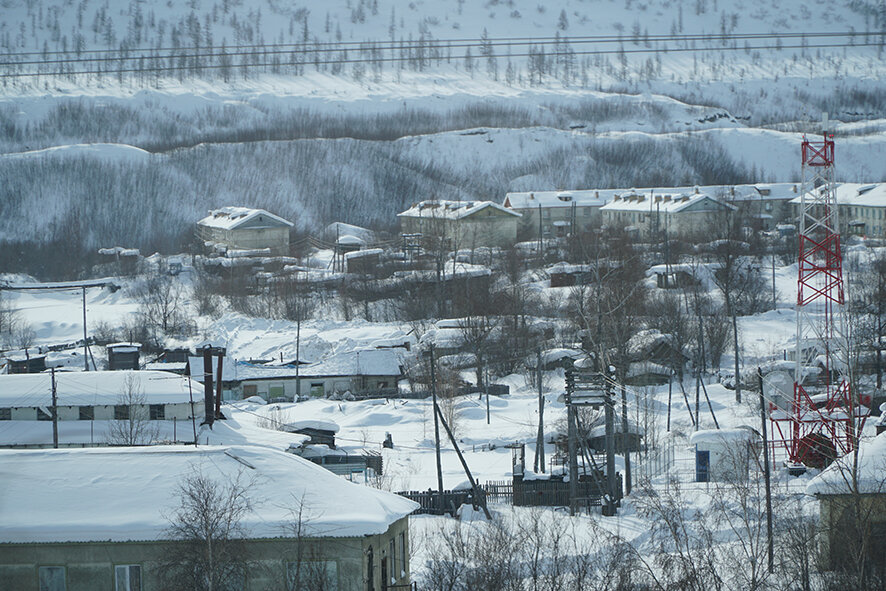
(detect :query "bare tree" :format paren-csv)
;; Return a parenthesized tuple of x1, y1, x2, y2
(162, 470, 253, 591)
(457, 315, 499, 388)
(106, 373, 160, 446)
(137, 274, 190, 338)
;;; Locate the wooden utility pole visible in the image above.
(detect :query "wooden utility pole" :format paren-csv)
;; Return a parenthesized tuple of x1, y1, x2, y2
(666, 372, 673, 432)
(50, 368, 58, 449)
(603, 376, 617, 516)
(428, 344, 444, 514)
(202, 347, 214, 428)
(82, 287, 88, 371)
(434, 403, 492, 520)
(620, 381, 631, 496)
(534, 349, 545, 473)
(758, 368, 774, 573)
(567, 400, 578, 516)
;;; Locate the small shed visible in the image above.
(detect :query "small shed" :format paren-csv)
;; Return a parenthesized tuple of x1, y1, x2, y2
(283, 419, 340, 448)
(587, 420, 645, 454)
(345, 248, 383, 274)
(690, 427, 761, 482)
(106, 342, 141, 371)
(5, 351, 47, 374)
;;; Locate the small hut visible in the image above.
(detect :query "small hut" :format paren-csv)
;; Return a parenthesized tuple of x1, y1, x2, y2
(106, 342, 141, 371)
(690, 427, 761, 482)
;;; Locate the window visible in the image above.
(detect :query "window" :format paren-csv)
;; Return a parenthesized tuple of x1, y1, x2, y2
(115, 405, 130, 420)
(399, 532, 406, 578)
(0, 408, 10, 420)
(38, 566, 66, 591)
(115, 565, 141, 591)
(390, 539, 397, 583)
(79, 406, 93, 421)
(37, 407, 52, 421)
(149, 405, 165, 420)
(310, 383, 324, 397)
(287, 560, 337, 591)
(242, 384, 257, 397)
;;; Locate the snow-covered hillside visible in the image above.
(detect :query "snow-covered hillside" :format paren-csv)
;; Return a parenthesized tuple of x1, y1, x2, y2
(2, 0, 886, 266)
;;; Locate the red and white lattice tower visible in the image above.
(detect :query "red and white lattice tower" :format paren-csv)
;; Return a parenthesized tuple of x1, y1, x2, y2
(770, 120, 867, 470)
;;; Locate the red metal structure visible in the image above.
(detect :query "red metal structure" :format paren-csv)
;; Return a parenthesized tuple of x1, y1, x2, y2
(769, 124, 868, 470)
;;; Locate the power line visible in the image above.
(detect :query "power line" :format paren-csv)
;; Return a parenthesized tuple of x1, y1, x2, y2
(2, 40, 878, 80)
(0, 30, 867, 59)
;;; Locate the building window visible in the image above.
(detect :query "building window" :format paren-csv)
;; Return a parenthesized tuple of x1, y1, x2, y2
(310, 383, 324, 397)
(115, 405, 130, 420)
(115, 565, 141, 591)
(287, 560, 337, 591)
(243, 384, 257, 397)
(79, 406, 94, 421)
(0, 408, 10, 420)
(399, 532, 406, 578)
(38, 566, 66, 591)
(390, 539, 397, 583)
(37, 407, 52, 421)
(149, 405, 165, 420)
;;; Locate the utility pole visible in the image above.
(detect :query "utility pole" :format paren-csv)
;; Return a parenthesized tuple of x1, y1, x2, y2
(604, 371, 617, 516)
(666, 371, 673, 432)
(620, 380, 632, 496)
(202, 347, 215, 428)
(534, 349, 545, 473)
(82, 287, 88, 371)
(428, 344, 444, 515)
(485, 366, 490, 425)
(187, 375, 198, 446)
(758, 368, 774, 573)
(50, 368, 58, 449)
(567, 395, 578, 516)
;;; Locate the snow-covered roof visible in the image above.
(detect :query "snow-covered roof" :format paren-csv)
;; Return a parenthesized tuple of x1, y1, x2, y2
(345, 248, 383, 260)
(190, 350, 404, 382)
(0, 370, 200, 408)
(690, 427, 759, 446)
(790, 182, 886, 207)
(807, 433, 886, 495)
(601, 191, 735, 213)
(107, 342, 141, 352)
(503, 190, 606, 210)
(727, 183, 800, 202)
(300, 349, 403, 378)
(397, 200, 521, 220)
(627, 329, 675, 358)
(198, 206, 293, 230)
(284, 419, 341, 434)
(0, 445, 418, 543)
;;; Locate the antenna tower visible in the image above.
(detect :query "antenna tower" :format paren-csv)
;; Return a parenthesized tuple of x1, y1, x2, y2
(769, 115, 867, 471)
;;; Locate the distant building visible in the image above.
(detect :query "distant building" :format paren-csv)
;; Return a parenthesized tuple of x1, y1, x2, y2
(106, 342, 140, 370)
(188, 349, 405, 401)
(397, 200, 521, 249)
(0, 370, 202, 424)
(725, 183, 799, 231)
(0, 445, 417, 591)
(503, 190, 606, 239)
(807, 433, 886, 571)
(197, 206, 294, 256)
(790, 182, 886, 239)
(600, 189, 735, 240)
(3, 350, 46, 374)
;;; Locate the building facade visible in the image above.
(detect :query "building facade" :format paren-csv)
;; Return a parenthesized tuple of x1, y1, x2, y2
(197, 206, 294, 256)
(600, 190, 735, 240)
(398, 200, 521, 249)
(0, 445, 418, 591)
(503, 190, 606, 239)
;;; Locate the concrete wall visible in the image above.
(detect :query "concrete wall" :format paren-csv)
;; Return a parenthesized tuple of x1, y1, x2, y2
(0, 516, 411, 591)
(199, 226, 291, 255)
(1, 403, 202, 422)
(511, 205, 601, 239)
(400, 209, 519, 248)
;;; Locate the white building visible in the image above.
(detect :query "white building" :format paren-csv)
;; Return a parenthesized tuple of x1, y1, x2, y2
(397, 200, 521, 249)
(0, 445, 417, 591)
(0, 370, 202, 423)
(197, 206, 294, 256)
(600, 189, 735, 240)
(790, 182, 886, 239)
(503, 190, 606, 239)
